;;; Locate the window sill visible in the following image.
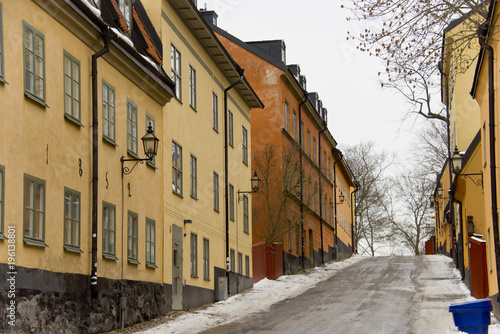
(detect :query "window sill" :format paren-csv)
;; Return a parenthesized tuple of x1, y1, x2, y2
(103, 253, 118, 261)
(146, 262, 158, 269)
(0, 234, 7, 240)
(25, 92, 48, 108)
(128, 258, 141, 265)
(191, 275, 198, 279)
(127, 151, 140, 160)
(172, 190, 184, 198)
(64, 245, 84, 253)
(64, 114, 83, 127)
(103, 136, 117, 147)
(203, 277, 211, 282)
(24, 238, 49, 248)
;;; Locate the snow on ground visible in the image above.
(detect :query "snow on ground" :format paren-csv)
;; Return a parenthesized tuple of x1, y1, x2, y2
(138, 255, 500, 334)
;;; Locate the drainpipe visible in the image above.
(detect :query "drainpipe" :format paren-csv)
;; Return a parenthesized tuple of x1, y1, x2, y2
(298, 96, 308, 269)
(318, 126, 327, 265)
(478, 22, 500, 301)
(224, 69, 244, 296)
(452, 196, 465, 278)
(350, 182, 359, 254)
(91, 27, 113, 302)
(332, 148, 343, 260)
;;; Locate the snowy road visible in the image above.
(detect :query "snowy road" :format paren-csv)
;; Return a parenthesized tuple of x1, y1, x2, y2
(137, 255, 500, 334)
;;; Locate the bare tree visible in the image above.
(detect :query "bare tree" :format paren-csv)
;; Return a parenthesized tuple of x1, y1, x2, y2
(409, 120, 449, 177)
(252, 143, 318, 246)
(384, 170, 435, 255)
(343, 142, 394, 256)
(341, 0, 490, 122)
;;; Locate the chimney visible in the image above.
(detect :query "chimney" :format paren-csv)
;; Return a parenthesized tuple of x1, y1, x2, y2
(200, 9, 218, 26)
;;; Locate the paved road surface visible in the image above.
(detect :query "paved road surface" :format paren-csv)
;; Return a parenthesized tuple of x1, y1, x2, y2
(200, 256, 468, 334)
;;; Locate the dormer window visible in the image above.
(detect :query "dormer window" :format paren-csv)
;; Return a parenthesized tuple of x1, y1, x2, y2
(119, 0, 132, 27)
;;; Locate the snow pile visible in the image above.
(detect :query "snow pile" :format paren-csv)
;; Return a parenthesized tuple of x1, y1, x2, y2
(140, 256, 366, 334)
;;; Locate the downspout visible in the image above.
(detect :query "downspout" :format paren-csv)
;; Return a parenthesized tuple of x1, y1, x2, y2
(224, 69, 244, 295)
(332, 148, 343, 260)
(91, 27, 113, 302)
(478, 22, 500, 300)
(350, 182, 359, 254)
(452, 196, 465, 278)
(298, 96, 308, 269)
(318, 126, 327, 264)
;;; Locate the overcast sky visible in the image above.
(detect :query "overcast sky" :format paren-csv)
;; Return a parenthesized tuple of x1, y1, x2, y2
(197, 0, 428, 162)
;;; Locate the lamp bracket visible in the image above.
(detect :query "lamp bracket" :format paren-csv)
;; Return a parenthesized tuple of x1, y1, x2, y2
(237, 189, 256, 203)
(457, 172, 483, 188)
(121, 156, 152, 177)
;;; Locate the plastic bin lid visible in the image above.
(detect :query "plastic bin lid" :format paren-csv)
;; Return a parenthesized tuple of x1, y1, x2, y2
(449, 299, 492, 310)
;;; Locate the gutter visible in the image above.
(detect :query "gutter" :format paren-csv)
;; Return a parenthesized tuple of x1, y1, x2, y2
(91, 26, 113, 302)
(332, 147, 343, 260)
(318, 126, 327, 264)
(478, 22, 500, 301)
(351, 182, 359, 254)
(224, 69, 244, 296)
(298, 96, 308, 269)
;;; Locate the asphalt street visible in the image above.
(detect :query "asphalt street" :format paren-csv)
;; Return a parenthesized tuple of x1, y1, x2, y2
(200, 256, 469, 334)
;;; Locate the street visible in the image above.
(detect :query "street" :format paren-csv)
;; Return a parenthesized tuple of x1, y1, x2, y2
(140, 255, 484, 334)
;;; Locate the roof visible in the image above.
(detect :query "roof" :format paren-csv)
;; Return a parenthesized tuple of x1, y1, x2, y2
(167, 0, 264, 109)
(210, 23, 288, 72)
(70, 0, 176, 99)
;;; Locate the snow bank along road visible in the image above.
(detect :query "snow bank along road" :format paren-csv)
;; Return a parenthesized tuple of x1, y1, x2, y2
(136, 255, 497, 334)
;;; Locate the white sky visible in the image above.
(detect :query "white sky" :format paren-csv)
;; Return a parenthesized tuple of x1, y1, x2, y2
(197, 0, 427, 161)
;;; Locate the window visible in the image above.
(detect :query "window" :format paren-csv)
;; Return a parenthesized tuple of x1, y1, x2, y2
(245, 255, 250, 276)
(191, 233, 198, 277)
(23, 21, 45, 104)
(63, 51, 81, 123)
(203, 238, 210, 280)
(0, 165, 4, 238)
(228, 110, 234, 147)
(102, 202, 116, 258)
(307, 130, 311, 156)
(128, 211, 139, 263)
(172, 141, 182, 195)
(238, 252, 243, 275)
(328, 157, 331, 180)
(171, 44, 181, 99)
(285, 102, 290, 132)
(313, 138, 317, 162)
(0, 3, 4, 81)
(146, 114, 156, 167)
(293, 111, 297, 140)
(102, 81, 115, 143)
(23, 174, 46, 246)
(127, 99, 138, 156)
(323, 151, 327, 174)
(243, 195, 249, 233)
(213, 172, 219, 212)
(190, 154, 197, 198)
(189, 65, 196, 109)
(229, 184, 235, 221)
(230, 248, 235, 272)
(295, 226, 299, 254)
(242, 126, 248, 165)
(146, 218, 156, 267)
(64, 188, 81, 252)
(119, 0, 132, 27)
(213, 92, 218, 132)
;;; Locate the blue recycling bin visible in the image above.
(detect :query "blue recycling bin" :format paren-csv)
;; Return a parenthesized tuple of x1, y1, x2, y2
(449, 299, 492, 334)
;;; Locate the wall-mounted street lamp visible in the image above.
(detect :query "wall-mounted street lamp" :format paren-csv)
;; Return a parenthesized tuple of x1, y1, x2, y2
(337, 193, 345, 204)
(237, 170, 261, 202)
(121, 123, 159, 176)
(451, 146, 483, 187)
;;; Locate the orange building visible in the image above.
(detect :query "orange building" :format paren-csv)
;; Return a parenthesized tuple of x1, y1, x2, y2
(203, 11, 354, 273)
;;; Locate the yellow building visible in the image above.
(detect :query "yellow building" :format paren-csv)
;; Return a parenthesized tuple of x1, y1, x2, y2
(434, 11, 484, 294)
(470, 0, 500, 314)
(0, 0, 262, 332)
(141, 0, 263, 310)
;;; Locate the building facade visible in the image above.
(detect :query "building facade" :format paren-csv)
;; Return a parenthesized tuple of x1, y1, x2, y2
(0, 0, 262, 332)
(206, 13, 355, 274)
